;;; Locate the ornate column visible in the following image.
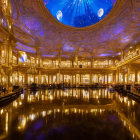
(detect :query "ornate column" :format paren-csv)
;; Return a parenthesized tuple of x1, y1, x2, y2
(72, 59, 74, 68)
(51, 75, 53, 84)
(5, 67, 12, 91)
(56, 74, 57, 84)
(63, 74, 64, 83)
(127, 66, 130, 84)
(107, 74, 108, 84)
(0, 43, 1, 64)
(8, 40, 13, 66)
(113, 71, 116, 84)
(38, 70, 41, 85)
(72, 75, 73, 86)
(75, 55, 78, 68)
(90, 73, 92, 84)
(75, 49, 78, 68)
(3, 39, 8, 64)
(25, 71, 28, 85)
(135, 70, 138, 83)
(98, 75, 99, 83)
(80, 74, 81, 85)
(117, 69, 120, 84)
(123, 73, 125, 84)
(75, 74, 77, 86)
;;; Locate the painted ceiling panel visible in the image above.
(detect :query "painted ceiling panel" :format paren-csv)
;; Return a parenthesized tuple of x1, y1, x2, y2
(11, 0, 140, 58)
(44, 0, 116, 27)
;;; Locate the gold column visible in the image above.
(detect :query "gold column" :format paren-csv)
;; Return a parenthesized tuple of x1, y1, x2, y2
(127, 66, 130, 84)
(17, 51, 19, 65)
(135, 70, 138, 83)
(7, 71, 11, 91)
(98, 75, 99, 83)
(63, 74, 64, 84)
(25, 72, 28, 85)
(34, 69, 36, 83)
(59, 49, 61, 67)
(56, 74, 57, 84)
(22, 75, 24, 85)
(8, 40, 13, 66)
(123, 73, 125, 84)
(75, 74, 77, 86)
(38, 71, 41, 85)
(113, 71, 116, 84)
(0, 44, 1, 63)
(0, 68, 3, 85)
(48, 75, 50, 84)
(75, 54, 78, 68)
(80, 74, 81, 85)
(51, 75, 53, 84)
(107, 74, 108, 85)
(72, 75, 73, 86)
(90, 73, 92, 84)
(104, 74, 105, 84)
(3, 39, 8, 64)
(72, 59, 74, 68)
(6, 39, 13, 91)
(117, 69, 119, 84)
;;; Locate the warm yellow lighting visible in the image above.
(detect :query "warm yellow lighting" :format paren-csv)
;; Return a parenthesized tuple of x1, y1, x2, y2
(5, 113, 8, 134)
(29, 114, 35, 121)
(42, 111, 46, 117)
(18, 116, 26, 130)
(13, 101, 18, 108)
(47, 110, 52, 115)
(132, 100, 135, 106)
(124, 97, 127, 103)
(64, 109, 69, 114)
(1, 109, 4, 115)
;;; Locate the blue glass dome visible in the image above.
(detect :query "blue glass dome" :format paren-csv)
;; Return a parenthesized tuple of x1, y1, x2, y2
(43, 0, 116, 28)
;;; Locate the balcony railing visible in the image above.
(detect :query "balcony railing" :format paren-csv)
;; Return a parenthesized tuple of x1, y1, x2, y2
(11, 62, 114, 69)
(116, 49, 140, 66)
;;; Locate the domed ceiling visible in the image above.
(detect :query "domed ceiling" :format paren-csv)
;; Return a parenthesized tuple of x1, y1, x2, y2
(43, 0, 116, 27)
(10, 0, 140, 58)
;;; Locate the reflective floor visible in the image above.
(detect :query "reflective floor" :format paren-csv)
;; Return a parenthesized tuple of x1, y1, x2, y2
(0, 88, 140, 140)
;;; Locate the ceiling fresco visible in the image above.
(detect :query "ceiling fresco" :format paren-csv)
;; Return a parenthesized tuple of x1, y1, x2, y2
(10, 0, 140, 58)
(43, 0, 116, 28)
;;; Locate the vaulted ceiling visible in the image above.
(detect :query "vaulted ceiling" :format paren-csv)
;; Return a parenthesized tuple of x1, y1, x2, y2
(11, 0, 140, 59)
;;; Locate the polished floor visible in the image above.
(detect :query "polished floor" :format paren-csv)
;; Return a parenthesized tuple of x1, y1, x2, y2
(0, 88, 140, 140)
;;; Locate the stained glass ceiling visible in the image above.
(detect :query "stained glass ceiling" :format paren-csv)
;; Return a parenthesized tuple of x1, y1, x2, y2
(43, 0, 116, 28)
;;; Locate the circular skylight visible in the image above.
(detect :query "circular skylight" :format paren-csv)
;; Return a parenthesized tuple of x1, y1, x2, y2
(43, 0, 116, 28)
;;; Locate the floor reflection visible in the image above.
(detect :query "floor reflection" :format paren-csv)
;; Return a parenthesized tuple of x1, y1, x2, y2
(0, 88, 140, 140)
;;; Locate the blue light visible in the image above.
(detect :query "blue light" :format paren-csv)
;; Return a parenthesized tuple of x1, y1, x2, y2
(42, 54, 56, 57)
(43, 0, 116, 27)
(56, 10, 63, 21)
(19, 51, 27, 63)
(98, 53, 112, 57)
(62, 44, 75, 52)
(16, 42, 36, 53)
